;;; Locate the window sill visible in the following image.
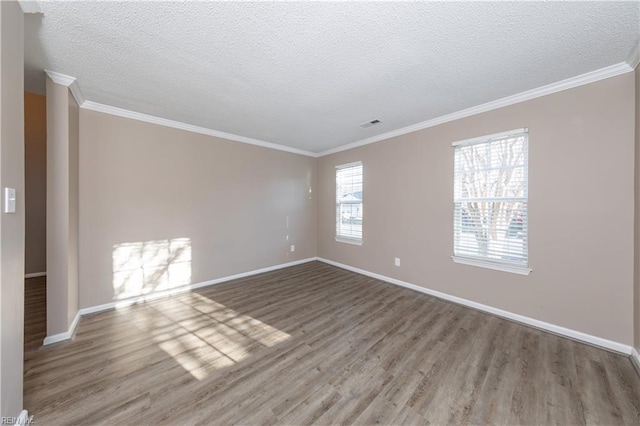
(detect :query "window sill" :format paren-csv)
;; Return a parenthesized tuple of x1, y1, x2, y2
(335, 236, 363, 246)
(451, 256, 531, 275)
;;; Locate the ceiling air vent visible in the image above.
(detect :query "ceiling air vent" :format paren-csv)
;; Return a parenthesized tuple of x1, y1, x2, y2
(360, 119, 381, 128)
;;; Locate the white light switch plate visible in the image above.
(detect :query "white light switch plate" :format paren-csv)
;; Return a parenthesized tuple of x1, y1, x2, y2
(4, 188, 15, 213)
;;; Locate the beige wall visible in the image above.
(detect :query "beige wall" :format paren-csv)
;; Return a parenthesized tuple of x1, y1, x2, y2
(78, 109, 317, 309)
(46, 78, 79, 335)
(0, 0, 25, 417)
(318, 73, 635, 346)
(635, 65, 640, 351)
(24, 92, 46, 275)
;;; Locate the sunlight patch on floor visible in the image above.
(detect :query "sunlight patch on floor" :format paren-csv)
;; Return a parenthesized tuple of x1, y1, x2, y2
(142, 292, 291, 380)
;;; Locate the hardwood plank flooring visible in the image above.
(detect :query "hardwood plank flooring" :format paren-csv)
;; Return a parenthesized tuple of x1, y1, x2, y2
(23, 261, 640, 425)
(24, 276, 47, 354)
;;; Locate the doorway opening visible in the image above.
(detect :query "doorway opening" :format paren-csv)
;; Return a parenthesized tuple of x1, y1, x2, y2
(23, 91, 47, 355)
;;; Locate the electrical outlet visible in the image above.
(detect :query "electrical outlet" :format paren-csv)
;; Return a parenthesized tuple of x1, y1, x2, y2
(394, 257, 400, 267)
(290, 245, 295, 252)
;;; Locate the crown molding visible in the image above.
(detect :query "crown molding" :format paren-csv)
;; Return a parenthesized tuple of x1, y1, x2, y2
(318, 61, 634, 157)
(44, 70, 316, 157)
(627, 38, 640, 70)
(44, 70, 85, 106)
(18, 1, 42, 14)
(82, 101, 317, 157)
(44, 69, 75, 86)
(68, 83, 85, 106)
(45, 60, 633, 159)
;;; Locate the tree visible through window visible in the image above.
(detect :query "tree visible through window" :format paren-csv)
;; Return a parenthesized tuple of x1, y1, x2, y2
(453, 129, 528, 269)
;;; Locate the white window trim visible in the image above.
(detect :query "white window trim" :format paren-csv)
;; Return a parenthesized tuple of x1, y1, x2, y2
(335, 161, 363, 170)
(335, 236, 363, 246)
(452, 128, 530, 275)
(451, 256, 532, 275)
(335, 161, 363, 245)
(452, 128, 528, 147)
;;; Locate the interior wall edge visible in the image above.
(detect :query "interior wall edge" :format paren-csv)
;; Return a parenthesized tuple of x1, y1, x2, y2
(42, 310, 80, 346)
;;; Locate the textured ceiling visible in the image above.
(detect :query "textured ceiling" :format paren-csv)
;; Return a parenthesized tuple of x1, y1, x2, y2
(25, 1, 640, 153)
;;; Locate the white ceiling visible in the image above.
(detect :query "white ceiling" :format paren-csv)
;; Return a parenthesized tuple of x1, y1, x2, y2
(25, 1, 640, 153)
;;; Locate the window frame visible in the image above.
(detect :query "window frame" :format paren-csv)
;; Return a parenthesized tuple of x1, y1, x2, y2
(451, 128, 532, 275)
(335, 161, 363, 245)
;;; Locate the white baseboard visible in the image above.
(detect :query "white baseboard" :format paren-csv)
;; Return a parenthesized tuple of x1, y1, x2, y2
(317, 257, 633, 356)
(25, 272, 46, 278)
(16, 410, 30, 426)
(43, 257, 318, 345)
(43, 310, 81, 345)
(42, 255, 635, 361)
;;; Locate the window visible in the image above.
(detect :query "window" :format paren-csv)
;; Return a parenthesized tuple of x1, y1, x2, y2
(336, 161, 363, 245)
(452, 128, 530, 274)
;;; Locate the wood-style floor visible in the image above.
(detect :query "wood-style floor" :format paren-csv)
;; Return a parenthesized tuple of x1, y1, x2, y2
(24, 276, 47, 354)
(24, 262, 640, 425)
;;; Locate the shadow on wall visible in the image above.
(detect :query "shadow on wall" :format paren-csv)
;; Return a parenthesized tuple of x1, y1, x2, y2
(112, 238, 192, 300)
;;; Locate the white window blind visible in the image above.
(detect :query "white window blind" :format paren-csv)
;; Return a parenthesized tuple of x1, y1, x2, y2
(336, 161, 363, 244)
(453, 128, 529, 273)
